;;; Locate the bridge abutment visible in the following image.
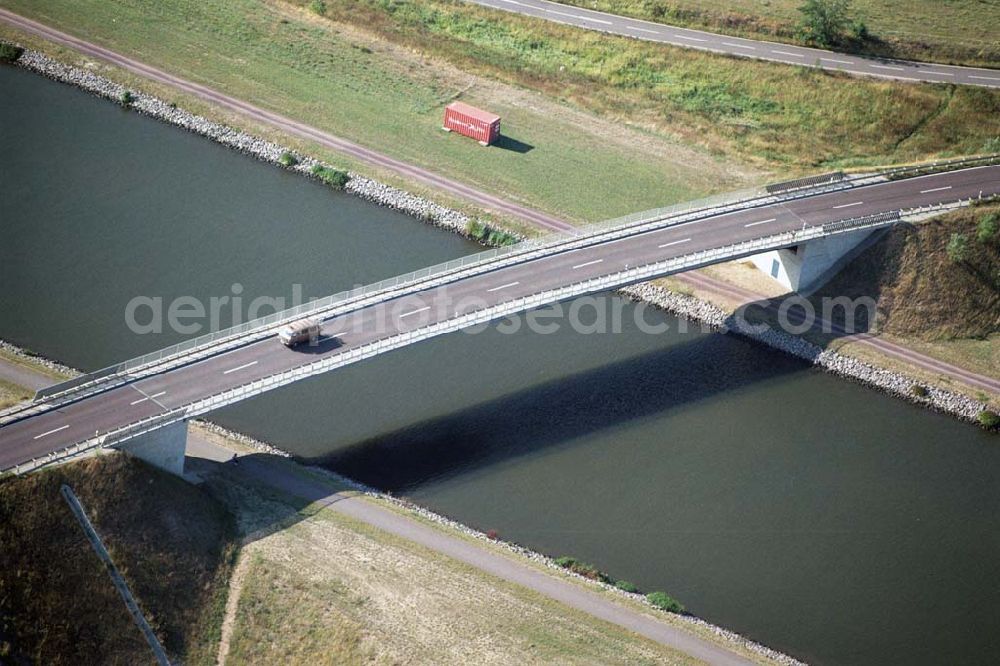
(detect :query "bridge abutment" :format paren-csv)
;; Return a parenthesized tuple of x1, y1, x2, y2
(748, 227, 883, 293)
(113, 420, 187, 476)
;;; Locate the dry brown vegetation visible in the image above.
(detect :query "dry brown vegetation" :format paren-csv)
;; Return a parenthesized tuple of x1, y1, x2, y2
(817, 205, 1000, 341)
(306, 0, 1000, 170)
(555, 0, 1000, 68)
(0, 455, 237, 665)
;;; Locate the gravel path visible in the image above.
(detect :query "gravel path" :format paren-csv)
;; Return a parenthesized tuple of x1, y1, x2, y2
(228, 453, 757, 666)
(0, 8, 575, 233)
(675, 272, 1000, 395)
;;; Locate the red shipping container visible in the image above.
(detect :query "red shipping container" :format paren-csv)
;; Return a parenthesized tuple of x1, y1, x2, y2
(443, 101, 501, 146)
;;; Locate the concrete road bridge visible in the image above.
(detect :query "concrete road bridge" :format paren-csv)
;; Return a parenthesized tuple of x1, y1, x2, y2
(1, 157, 998, 475)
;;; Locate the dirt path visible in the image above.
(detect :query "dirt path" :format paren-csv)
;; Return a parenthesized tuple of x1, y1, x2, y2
(0, 8, 576, 234)
(2, 7, 992, 397)
(1, 357, 757, 664)
(216, 549, 253, 666)
(230, 455, 756, 666)
(675, 272, 1000, 394)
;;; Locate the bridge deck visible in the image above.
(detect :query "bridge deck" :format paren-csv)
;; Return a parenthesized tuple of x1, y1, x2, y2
(2, 165, 998, 471)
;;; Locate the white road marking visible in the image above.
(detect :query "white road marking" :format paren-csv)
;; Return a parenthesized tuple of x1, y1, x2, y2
(629, 26, 660, 35)
(744, 217, 777, 228)
(487, 281, 520, 292)
(821, 57, 852, 64)
(970, 75, 1000, 81)
(920, 186, 952, 194)
(871, 64, 905, 71)
(722, 42, 755, 50)
(572, 259, 604, 270)
(658, 238, 692, 248)
(130, 391, 166, 405)
(675, 34, 707, 42)
(33, 424, 69, 440)
(399, 306, 431, 319)
(924, 71, 954, 77)
(223, 360, 258, 375)
(772, 50, 802, 57)
(544, 8, 611, 24)
(832, 201, 864, 209)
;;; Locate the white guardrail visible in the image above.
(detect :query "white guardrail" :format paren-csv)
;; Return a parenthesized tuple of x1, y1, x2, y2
(7, 200, 967, 474)
(3, 154, 996, 429)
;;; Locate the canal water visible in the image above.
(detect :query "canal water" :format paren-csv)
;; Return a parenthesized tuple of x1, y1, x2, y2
(2, 65, 998, 665)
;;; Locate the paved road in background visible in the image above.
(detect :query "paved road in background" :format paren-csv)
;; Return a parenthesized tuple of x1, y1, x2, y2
(466, 0, 1000, 88)
(3, 166, 998, 471)
(0, 8, 576, 233)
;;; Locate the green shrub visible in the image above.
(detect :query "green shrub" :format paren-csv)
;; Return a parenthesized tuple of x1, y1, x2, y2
(278, 151, 299, 167)
(849, 18, 870, 41)
(310, 164, 350, 189)
(615, 580, 638, 593)
(0, 42, 24, 63)
(467, 219, 487, 240)
(946, 233, 969, 263)
(798, 0, 851, 47)
(978, 410, 1000, 430)
(983, 137, 1000, 154)
(466, 219, 519, 246)
(119, 90, 135, 106)
(977, 213, 998, 244)
(910, 384, 929, 398)
(553, 556, 612, 583)
(646, 591, 685, 613)
(309, 0, 327, 15)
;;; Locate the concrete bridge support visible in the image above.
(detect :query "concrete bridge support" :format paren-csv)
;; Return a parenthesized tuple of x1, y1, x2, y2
(113, 420, 187, 476)
(748, 227, 883, 293)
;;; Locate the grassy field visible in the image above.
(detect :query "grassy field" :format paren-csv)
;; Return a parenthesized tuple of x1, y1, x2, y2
(3, 0, 999, 227)
(224, 510, 701, 665)
(0, 0, 757, 224)
(0, 455, 237, 664)
(212, 462, 782, 665)
(554, 0, 1000, 67)
(0, 378, 30, 409)
(303, 1, 1000, 167)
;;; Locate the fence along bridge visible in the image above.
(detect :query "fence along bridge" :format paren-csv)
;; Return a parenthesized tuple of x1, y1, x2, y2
(1, 157, 998, 474)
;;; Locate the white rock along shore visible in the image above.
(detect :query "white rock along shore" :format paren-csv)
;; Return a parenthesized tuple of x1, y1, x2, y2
(4, 44, 995, 664)
(8, 46, 993, 423)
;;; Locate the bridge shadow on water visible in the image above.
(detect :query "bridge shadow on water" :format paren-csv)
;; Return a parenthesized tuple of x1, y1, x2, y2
(310, 330, 808, 495)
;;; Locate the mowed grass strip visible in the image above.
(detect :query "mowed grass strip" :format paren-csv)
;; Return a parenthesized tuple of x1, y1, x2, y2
(0, 0, 754, 223)
(553, 0, 1000, 68)
(225, 507, 707, 665)
(309, 0, 1000, 170)
(3, 0, 998, 223)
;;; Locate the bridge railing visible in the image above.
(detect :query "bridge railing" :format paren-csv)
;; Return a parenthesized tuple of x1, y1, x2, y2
(7, 199, 965, 474)
(16, 155, 998, 417)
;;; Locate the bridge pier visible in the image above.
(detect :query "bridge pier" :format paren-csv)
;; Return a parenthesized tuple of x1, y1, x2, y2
(748, 227, 884, 293)
(113, 420, 187, 476)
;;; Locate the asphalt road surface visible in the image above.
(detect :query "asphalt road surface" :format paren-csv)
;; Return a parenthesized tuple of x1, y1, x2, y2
(0, 357, 758, 665)
(2, 165, 998, 471)
(466, 0, 1000, 88)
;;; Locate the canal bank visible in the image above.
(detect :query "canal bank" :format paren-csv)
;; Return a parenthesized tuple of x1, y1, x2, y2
(2, 45, 993, 425)
(3, 56, 1000, 666)
(0, 349, 803, 665)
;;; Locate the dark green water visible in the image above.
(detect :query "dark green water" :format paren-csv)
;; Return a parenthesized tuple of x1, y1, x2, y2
(2, 65, 998, 665)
